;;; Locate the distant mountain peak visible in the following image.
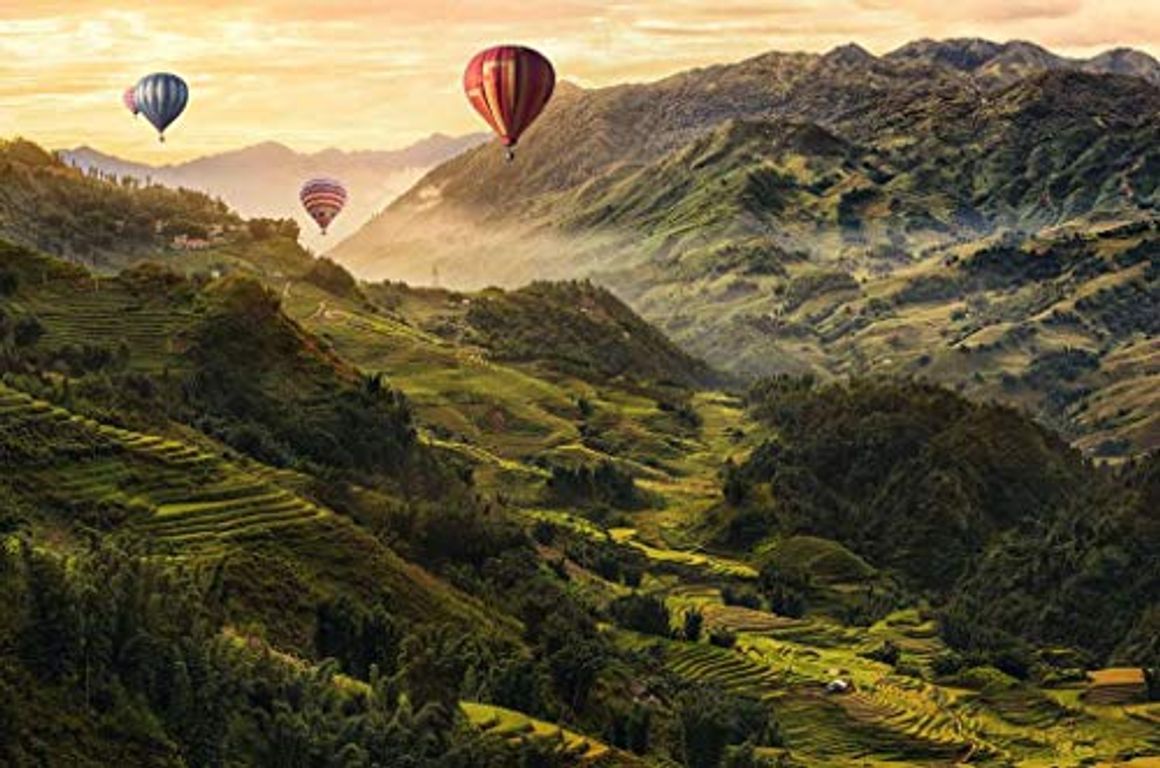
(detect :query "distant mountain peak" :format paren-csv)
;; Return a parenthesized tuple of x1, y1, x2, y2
(235, 141, 296, 158)
(888, 37, 1005, 70)
(822, 43, 877, 67)
(56, 133, 487, 252)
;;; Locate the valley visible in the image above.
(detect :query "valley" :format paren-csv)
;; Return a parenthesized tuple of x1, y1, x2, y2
(2, 176, 1157, 762)
(330, 41, 1160, 459)
(0, 35, 1157, 768)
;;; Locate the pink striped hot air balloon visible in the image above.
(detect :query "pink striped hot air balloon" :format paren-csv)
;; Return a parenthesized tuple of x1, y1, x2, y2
(123, 86, 139, 117)
(300, 178, 347, 235)
(464, 45, 555, 162)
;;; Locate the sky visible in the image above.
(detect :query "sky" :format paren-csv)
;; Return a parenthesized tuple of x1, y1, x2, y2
(1, 1, 1156, 163)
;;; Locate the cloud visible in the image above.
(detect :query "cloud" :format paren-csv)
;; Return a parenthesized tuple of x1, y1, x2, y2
(855, 0, 1083, 23)
(0, 0, 1154, 162)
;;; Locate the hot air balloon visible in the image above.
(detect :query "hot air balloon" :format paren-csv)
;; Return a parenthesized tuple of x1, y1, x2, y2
(463, 46, 555, 161)
(300, 178, 347, 235)
(122, 87, 139, 117)
(134, 73, 188, 142)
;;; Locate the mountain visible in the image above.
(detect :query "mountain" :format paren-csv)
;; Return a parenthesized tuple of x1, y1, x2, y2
(365, 280, 722, 388)
(60, 132, 487, 253)
(886, 38, 1160, 87)
(0, 137, 243, 268)
(331, 40, 1160, 457)
(2, 141, 1158, 765)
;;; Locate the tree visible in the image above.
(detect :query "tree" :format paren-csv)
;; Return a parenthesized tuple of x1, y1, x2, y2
(677, 686, 779, 768)
(758, 564, 809, 619)
(13, 316, 44, 348)
(683, 609, 704, 643)
(0, 269, 18, 296)
(609, 594, 670, 637)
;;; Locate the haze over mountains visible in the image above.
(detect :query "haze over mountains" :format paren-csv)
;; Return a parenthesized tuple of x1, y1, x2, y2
(334, 37, 1159, 282)
(330, 38, 1160, 456)
(60, 132, 486, 252)
(2, 36, 1159, 765)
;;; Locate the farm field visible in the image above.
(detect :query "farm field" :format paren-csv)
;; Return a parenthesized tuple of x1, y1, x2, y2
(1, 229, 1155, 766)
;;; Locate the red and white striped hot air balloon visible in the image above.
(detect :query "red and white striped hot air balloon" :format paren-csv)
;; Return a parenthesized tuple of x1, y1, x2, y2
(464, 45, 555, 162)
(123, 86, 139, 117)
(299, 178, 347, 235)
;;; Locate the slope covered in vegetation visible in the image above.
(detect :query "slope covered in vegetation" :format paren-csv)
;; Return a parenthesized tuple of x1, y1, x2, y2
(719, 377, 1157, 667)
(2, 158, 1157, 766)
(332, 40, 1160, 457)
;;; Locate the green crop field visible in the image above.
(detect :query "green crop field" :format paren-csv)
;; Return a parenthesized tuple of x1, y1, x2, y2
(1, 129, 1156, 766)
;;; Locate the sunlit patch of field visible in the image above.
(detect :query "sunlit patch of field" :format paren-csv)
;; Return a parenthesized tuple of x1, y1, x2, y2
(461, 702, 612, 763)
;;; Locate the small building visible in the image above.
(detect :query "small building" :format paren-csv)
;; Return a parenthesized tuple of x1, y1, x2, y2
(826, 679, 852, 695)
(172, 234, 211, 250)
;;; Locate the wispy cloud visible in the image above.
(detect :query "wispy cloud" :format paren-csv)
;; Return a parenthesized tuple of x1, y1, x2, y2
(0, 1, 1154, 161)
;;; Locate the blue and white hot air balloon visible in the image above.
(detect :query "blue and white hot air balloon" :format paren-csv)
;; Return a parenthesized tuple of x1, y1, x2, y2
(134, 73, 189, 143)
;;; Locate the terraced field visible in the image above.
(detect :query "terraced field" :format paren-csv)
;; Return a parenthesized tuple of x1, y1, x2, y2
(0, 383, 329, 546)
(461, 702, 614, 763)
(697, 603, 803, 635)
(665, 642, 790, 700)
(1084, 668, 1149, 706)
(7, 277, 194, 372)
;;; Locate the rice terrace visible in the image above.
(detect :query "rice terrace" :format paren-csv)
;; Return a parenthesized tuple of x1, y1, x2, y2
(1, 2, 1158, 766)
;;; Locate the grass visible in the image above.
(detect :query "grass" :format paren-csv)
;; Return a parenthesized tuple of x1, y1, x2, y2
(461, 702, 612, 763)
(7, 231, 1159, 766)
(7, 274, 194, 373)
(0, 381, 508, 648)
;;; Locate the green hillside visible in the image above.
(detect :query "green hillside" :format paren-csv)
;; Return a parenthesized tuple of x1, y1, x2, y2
(3, 127, 1158, 766)
(332, 42, 1159, 458)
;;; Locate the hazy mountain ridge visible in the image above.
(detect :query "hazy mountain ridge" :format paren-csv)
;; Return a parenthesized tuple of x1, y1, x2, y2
(336, 38, 1158, 235)
(330, 39, 1160, 456)
(887, 38, 1160, 86)
(60, 132, 487, 252)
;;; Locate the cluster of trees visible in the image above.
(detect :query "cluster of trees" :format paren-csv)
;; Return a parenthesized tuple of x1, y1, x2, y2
(724, 376, 1158, 668)
(465, 280, 716, 387)
(0, 540, 559, 767)
(247, 217, 300, 242)
(0, 309, 44, 351)
(547, 460, 643, 510)
(673, 685, 783, 768)
(182, 278, 420, 481)
(1, 140, 239, 264)
(302, 257, 363, 300)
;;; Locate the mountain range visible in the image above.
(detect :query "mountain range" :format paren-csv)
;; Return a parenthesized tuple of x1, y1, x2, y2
(329, 38, 1160, 457)
(59, 132, 487, 252)
(1, 85, 1158, 764)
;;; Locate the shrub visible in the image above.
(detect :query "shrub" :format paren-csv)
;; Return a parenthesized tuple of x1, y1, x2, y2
(709, 628, 737, 649)
(13, 317, 44, 348)
(930, 651, 965, 677)
(683, 609, 704, 643)
(862, 639, 901, 666)
(531, 520, 556, 546)
(0, 269, 17, 296)
(721, 586, 763, 610)
(609, 594, 670, 637)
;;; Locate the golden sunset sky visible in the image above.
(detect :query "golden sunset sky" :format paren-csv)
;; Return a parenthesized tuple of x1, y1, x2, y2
(1, 0, 1156, 162)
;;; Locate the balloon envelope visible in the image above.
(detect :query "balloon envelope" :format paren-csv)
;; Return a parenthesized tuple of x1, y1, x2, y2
(123, 87, 139, 116)
(300, 178, 347, 234)
(464, 46, 555, 154)
(134, 73, 188, 141)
